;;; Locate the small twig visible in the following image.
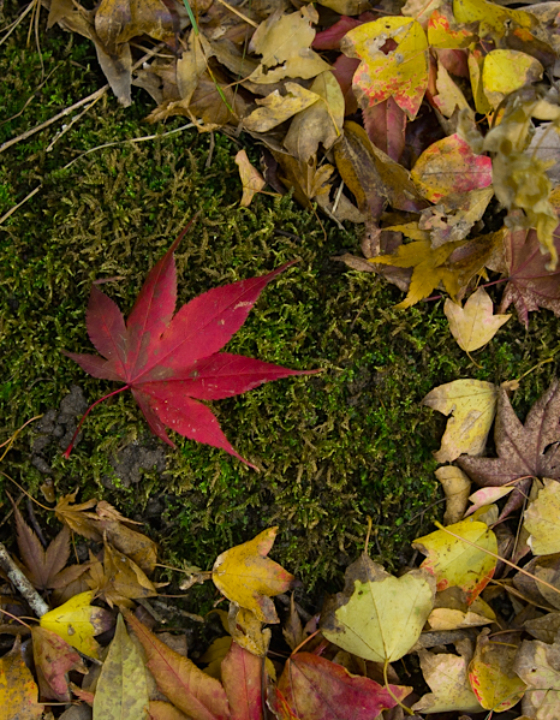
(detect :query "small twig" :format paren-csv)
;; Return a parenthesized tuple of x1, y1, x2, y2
(46, 95, 103, 152)
(0, 184, 42, 226)
(0, 542, 49, 618)
(215, 0, 258, 28)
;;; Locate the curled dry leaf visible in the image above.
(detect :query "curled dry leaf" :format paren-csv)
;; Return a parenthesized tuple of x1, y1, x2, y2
(434, 465, 471, 524)
(235, 150, 266, 208)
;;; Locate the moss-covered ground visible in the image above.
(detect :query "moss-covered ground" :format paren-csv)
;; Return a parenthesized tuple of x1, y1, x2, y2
(1, 0, 559, 614)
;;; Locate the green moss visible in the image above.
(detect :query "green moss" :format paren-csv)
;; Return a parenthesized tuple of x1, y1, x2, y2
(1, 0, 559, 607)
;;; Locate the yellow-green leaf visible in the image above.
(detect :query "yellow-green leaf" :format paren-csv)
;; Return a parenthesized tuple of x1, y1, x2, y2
(483, 50, 543, 109)
(321, 553, 435, 663)
(525, 479, 560, 555)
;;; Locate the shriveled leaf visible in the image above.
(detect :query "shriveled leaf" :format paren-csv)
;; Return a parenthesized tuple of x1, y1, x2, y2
(413, 519, 497, 603)
(243, 84, 318, 133)
(444, 288, 511, 352)
(321, 553, 435, 663)
(412, 641, 482, 714)
(273, 653, 409, 719)
(40, 590, 113, 659)
(0, 639, 43, 720)
(423, 379, 498, 463)
(411, 134, 492, 203)
(235, 151, 266, 208)
(212, 528, 295, 623)
(226, 606, 270, 657)
(32, 626, 86, 702)
(341, 17, 429, 120)
(248, 6, 330, 84)
(93, 614, 149, 720)
(468, 628, 526, 711)
(125, 611, 230, 720)
(435, 465, 471, 524)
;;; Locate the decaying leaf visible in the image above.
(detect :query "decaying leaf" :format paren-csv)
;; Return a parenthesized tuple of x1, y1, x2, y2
(235, 150, 266, 208)
(435, 465, 471, 524)
(212, 528, 296, 624)
(31, 626, 86, 702)
(0, 638, 43, 720)
(515, 636, 560, 719)
(525, 478, 560, 555)
(422, 379, 498, 463)
(444, 287, 511, 352)
(321, 552, 435, 663)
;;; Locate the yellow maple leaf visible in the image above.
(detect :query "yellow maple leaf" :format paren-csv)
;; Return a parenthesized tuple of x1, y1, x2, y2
(444, 287, 511, 352)
(422, 379, 498, 463)
(40, 591, 111, 659)
(341, 17, 429, 120)
(212, 528, 296, 623)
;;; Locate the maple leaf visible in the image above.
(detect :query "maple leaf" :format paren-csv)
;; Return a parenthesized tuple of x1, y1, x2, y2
(457, 380, 560, 517)
(499, 227, 560, 327)
(64, 221, 315, 468)
(212, 527, 296, 624)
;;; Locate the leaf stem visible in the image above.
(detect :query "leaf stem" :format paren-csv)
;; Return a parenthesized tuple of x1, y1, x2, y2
(63, 384, 131, 459)
(383, 659, 413, 715)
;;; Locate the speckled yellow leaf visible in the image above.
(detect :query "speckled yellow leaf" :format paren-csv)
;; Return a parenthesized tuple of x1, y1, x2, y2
(453, 0, 535, 38)
(427, 6, 473, 48)
(321, 554, 435, 663)
(444, 287, 511, 352)
(413, 519, 497, 603)
(423, 379, 498, 463)
(212, 528, 295, 623)
(243, 83, 318, 133)
(525, 479, 560, 555)
(483, 50, 543, 109)
(0, 640, 43, 720)
(341, 17, 428, 120)
(40, 591, 111, 659)
(469, 628, 526, 711)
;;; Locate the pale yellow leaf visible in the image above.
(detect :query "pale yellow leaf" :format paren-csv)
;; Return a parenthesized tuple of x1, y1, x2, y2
(525, 478, 560, 555)
(444, 288, 511, 352)
(235, 150, 266, 208)
(435, 465, 471, 524)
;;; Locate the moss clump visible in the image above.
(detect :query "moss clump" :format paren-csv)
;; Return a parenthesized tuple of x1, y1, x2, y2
(1, 0, 559, 605)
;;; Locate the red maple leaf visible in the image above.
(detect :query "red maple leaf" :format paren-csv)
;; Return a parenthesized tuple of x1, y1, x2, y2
(63, 220, 315, 469)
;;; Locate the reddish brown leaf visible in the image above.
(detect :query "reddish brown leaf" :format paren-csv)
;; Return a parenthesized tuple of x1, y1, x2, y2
(14, 505, 70, 590)
(221, 641, 263, 720)
(125, 610, 230, 720)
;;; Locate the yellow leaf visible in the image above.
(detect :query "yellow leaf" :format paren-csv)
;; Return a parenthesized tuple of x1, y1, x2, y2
(40, 590, 110, 659)
(427, 6, 474, 48)
(284, 71, 344, 161)
(435, 465, 471, 524)
(248, 6, 330, 84)
(468, 628, 526, 711)
(93, 614, 149, 719)
(321, 553, 435, 663)
(423, 379, 498, 463)
(341, 17, 429, 119)
(412, 641, 483, 714)
(453, 0, 535, 39)
(235, 150, 266, 208)
(468, 50, 492, 116)
(483, 50, 543, 109)
(444, 287, 511, 352)
(431, 61, 470, 118)
(372, 239, 465, 308)
(428, 587, 496, 631)
(413, 519, 498, 603)
(243, 83, 319, 133)
(0, 639, 43, 720)
(212, 528, 296, 623)
(525, 478, 560, 555)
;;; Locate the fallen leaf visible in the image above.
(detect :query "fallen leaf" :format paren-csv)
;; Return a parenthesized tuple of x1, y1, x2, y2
(321, 552, 435, 663)
(148, 701, 191, 720)
(212, 527, 296, 624)
(427, 587, 496, 631)
(466, 486, 515, 516)
(40, 590, 113, 659)
(412, 640, 483, 714)
(444, 287, 511, 352)
(341, 17, 429, 119)
(0, 637, 43, 719)
(95, 0, 176, 47)
(435, 465, 471, 524)
(422, 379, 498, 463)
(235, 151, 266, 208)
(468, 628, 526, 711)
(248, 6, 330, 84)
(243, 84, 319, 133)
(272, 652, 409, 719)
(93, 614, 149, 719)
(515, 637, 560, 719)
(458, 380, 560, 518)
(482, 49, 543, 109)
(226, 605, 270, 657)
(413, 518, 497, 603)
(87, 542, 157, 608)
(453, 0, 535, 40)
(31, 626, 86, 702)
(362, 97, 406, 162)
(64, 223, 314, 467)
(221, 641, 263, 720)
(411, 134, 493, 203)
(499, 227, 560, 327)
(525, 478, 560, 555)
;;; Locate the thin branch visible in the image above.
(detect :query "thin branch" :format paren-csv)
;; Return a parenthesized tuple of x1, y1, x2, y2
(0, 542, 49, 618)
